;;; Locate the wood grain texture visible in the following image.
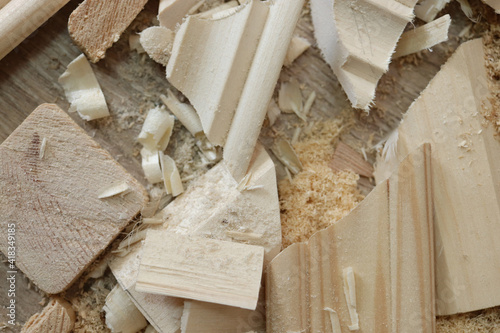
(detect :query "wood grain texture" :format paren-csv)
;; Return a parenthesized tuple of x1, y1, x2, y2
(329, 141, 374, 178)
(68, 0, 148, 62)
(21, 298, 75, 333)
(267, 144, 434, 333)
(375, 38, 500, 316)
(158, 0, 200, 30)
(0, 0, 70, 60)
(0, 104, 148, 294)
(136, 231, 265, 310)
(310, 0, 417, 110)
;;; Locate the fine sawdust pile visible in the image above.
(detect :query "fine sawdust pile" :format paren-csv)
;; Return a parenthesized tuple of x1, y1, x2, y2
(437, 307, 500, 332)
(483, 24, 500, 135)
(279, 117, 365, 248)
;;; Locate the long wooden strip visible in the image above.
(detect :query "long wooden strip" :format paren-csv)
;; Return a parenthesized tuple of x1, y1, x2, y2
(310, 0, 417, 110)
(267, 144, 434, 332)
(375, 38, 500, 316)
(394, 14, 451, 58)
(136, 231, 264, 310)
(0, 104, 148, 293)
(0, 0, 70, 60)
(68, 0, 148, 63)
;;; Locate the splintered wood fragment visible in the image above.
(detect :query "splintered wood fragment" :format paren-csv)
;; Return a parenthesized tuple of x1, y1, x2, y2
(140, 26, 175, 66)
(375, 39, 500, 316)
(310, 0, 417, 110)
(58, 54, 109, 121)
(158, 0, 200, 30)
(266, 99, 281, 126)
(394, 15, 451, 58)
(98, 181, 130, 199)
(0, 0, 70, 60)
(136, 231, 264, 310)
(0, 104, 148, 294)
(159, 152, 184, 197)
(129, 34, 145, 53)
(39, 137, 47, 160)
(272, 139, 303, 175)
(140, 147, 163, 184)
(267, 144, 435, 332)
(414, 0, 450, 22)
(284, 36, 311, 66)
(138, 107, 175, 151)
(68, 0, 148, 63)
(167, 0, 304, 180)
(104, 285, 148, 333)
(278, 78, 303, 115)
(329, 142, 374, 178)
(181, 300, 265, 333)
(21, 298, 75, 333)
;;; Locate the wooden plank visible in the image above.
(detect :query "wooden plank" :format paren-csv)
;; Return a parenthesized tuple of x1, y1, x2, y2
(329, 141, 374, 178)
(375, 38, 500, 316)
(0, 104, 148, 294)
(21, 298, 75, 333)
(267, 144, 434, 332)
(0, 0, 70, 60)
(136, 231, 265, 310)
(394, 15, 451, 58)
(310, 0, 417, 110)
(68, 0, 148, 63)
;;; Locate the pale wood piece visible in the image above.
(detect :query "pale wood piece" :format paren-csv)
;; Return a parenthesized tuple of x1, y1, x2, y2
(0, 0, 10, 10)
(415, 0, 450, 22)
(284, 36, 311, 67)
(158, 0, 200, 30)
(374, 38, 500, 316)
(181, 300, 265, 333)
(103, 285, 148, 333)
(267, 144, 435, 333)
(329, 141, 374, 178)
(110, 244, 184, 333)
(140, 26, 174, 67)
(394, 14, 451, 58)
(484, 0, 500, 12)
(21, 298, 75, 333)
(167, 0, 269, 147)
(310, 0, 417, 110)
(68, 0, 148, 63)
(0, 104, 148, 294)
(222, 0, 304, 181)
(136, 231, 265, 310)
(0, 0, 70, 60)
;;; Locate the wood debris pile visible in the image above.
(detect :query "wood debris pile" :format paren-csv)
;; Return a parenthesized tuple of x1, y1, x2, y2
(0, 0, 500, 332)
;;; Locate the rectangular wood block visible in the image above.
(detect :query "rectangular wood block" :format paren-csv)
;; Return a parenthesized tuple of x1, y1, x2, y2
(136, 230, 264, 310)
(0, 104, 148, 294)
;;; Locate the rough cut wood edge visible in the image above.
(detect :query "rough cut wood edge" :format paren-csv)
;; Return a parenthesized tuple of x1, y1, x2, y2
(181, 300, 265, 333)
(158, 0, 200, 30)
(375, 38, 500, 316)
(414, 0, 450, 22)
(0, 0, 70, 60)
(329, 141, 374, 178)
(68, 0, 148, 63)
(21, 298, 75, 333)
(393, 14, 451, 58)
(136, 230, 265, 310)
(310, 0, 417, 110)
(0, 104, 148, 294)
(267, 144, 435, 333)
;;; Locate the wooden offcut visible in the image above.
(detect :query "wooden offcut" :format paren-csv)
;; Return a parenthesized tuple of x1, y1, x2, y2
(267, 145, 435, 332)
(136, 231, 264, 310)
(21, 298, 75, 333)
(375, 38, 500, 316)
(68, 0, 148, 63)
(0, 104, 148, 294)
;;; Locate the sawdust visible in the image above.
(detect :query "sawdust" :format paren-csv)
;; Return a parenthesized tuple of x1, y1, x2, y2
(279, 118, 364, 248)
(437, 307, 500, 332)
(483, 24, 500, 135)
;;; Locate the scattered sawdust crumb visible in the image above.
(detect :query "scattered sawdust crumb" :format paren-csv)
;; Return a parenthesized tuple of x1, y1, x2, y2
(279, 118, 364, 248)
(483, 24, 500, 135)
(437, 307, 500, 332)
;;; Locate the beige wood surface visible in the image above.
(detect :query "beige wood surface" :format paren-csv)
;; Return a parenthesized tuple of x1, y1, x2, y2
(375, 38, 500, 316)
(21, 298, 75, 333)
(68, 0, 149, 62)
(136, 230, 265, 310)
(329, 141, 374, 178)
(267, 144, 435, 333)
(0, 104, 148, 294)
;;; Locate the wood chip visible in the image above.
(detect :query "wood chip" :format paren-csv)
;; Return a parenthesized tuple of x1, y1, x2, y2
(284, 36, 311, 66)
(68, 0, 149, 62)
(21, 298, 75, 333)
(103, 285, 148, 333)
(140, 26, 175, 66)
